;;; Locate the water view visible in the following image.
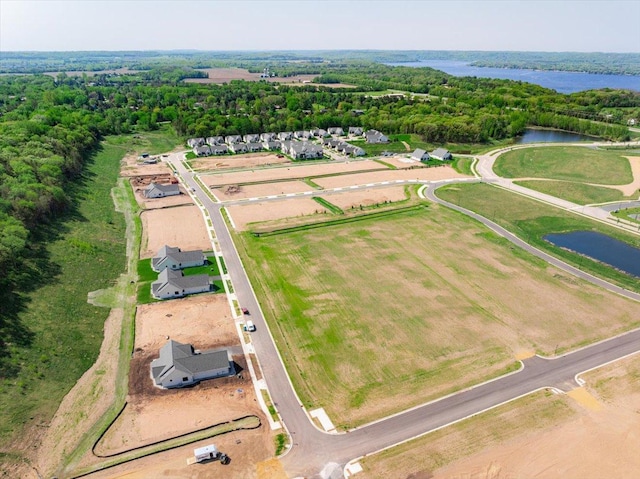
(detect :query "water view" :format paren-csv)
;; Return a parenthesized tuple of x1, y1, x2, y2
(516, 128, 599, 144)
(388, 60, 640, 94)
(544, 231, 640, 278)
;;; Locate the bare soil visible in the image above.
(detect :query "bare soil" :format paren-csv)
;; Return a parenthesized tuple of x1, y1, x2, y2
(324, 186, 408, 210)
(120, 153, 173, 177)
(226, 199, 327, 231)
(191, 153, 292, 171)
(379, 155, 425, 169)
(200, 160, 387, 187)
(314, 165, 469, 189)
(431, 356, 640, 479)
(212, 180, 311, 201)
(140, 205, 210, 259)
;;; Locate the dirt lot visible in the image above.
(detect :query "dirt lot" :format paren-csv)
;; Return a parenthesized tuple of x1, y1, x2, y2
(212, 180, 312, 201)
(314, 165, 469, 189)
(200, 160, 387, 187)
(226, 199, 327, 231)
(191, 153, 292, 171)
(183, 67, 318, 85)
(120, 153, 173, 177)
(134, 190, 194, 210)
(324, 186, 408, 209)
(434, 357, 640, 479)
(140, 205, 210, 258)
(379, 155, 427, 169)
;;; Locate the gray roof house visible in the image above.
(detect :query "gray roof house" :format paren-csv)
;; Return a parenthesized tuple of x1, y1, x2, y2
(225, 135, 242, 145)
(263, 140, 281, 150)
(294, 130, 311, 139)
(210, 144, 229, 155)
(430, 148, 453, 161)
(151, 268, 210, 299)
(311, 128, 328, 138)
(260, 132, 276, 142)
(246, 142, 263, 152)
(328, 127, 345, 136)
(230, 142, 248, 154)
(193, 145, 211, 157)
(144, 183, 181, 199)
(151, 245, 206, 272)
(411, 148, 430, 162)
(365, 130, 389, 144)
(243, 133, 260, 143)
(206, 136, 224, 146)
(290, 142, 323, 160)
(280, 140, 292, 155)
(278, 131, 293, 141)
(348, 126, 364, 136)
(187, 138, 205, 148)
(344, 145, 366, 157)
(150, 340, 234, 389)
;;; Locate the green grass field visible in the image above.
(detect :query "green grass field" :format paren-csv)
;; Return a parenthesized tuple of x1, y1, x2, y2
(438, 182, 640, 292)
(494, 146, 633, 184)
(514, 180, 630, 205)
(235, 203, 640, 427)
(0, 128, 181, 452)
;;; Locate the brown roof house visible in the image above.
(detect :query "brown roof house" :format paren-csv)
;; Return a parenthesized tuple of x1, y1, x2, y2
(150, 340, 234, 389)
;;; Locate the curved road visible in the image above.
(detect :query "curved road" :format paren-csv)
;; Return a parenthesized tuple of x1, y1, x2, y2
(169, 152, 640, 478)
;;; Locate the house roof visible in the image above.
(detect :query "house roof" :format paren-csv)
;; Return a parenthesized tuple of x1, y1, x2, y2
(151, 340, 230, 384)
(152, 245, 204, 270)
(151, 269, 209, 296)
(411, 148, 428, 159)
(145, 183, 180, 197)
(431, 148, 451, 158)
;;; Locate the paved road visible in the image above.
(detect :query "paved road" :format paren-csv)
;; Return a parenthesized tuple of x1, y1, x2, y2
(168, 152, 640, 478)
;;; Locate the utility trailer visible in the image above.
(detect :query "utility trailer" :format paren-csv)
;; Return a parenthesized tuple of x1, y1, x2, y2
(187, 444, 230, 465)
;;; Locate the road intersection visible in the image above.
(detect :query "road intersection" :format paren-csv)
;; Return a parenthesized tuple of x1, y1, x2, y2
(169, 145, 640, 478)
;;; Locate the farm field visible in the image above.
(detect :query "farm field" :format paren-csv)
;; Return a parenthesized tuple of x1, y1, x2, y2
(493, 146, 634, 185)
(235, 205, 640, 427)
(438, 182, 640, 292)
(360, 355, 640, 479)
(140, 205, 210, 259)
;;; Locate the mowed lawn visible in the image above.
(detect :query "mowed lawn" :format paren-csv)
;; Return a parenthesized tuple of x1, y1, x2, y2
(494, 146, 633, 184)
(235, 205, 640, 427)
(513, 179, 630, 205)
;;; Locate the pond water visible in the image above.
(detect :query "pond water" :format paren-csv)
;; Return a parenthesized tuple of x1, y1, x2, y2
(544, 230, 640, 278)
(516, 128, 598, 144)
(387, 60, 640, 94)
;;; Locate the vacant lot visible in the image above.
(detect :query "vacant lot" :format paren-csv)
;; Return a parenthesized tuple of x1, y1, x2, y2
(236, 205, 640, 426)
(494, 146, 633, 184)
(120, 153, 173, 177)
(191, 152, 291, 171)
(200, 160, 387, 187)
(438, 182, 640, 292)
(140, 205, 210, 258)
(183, 67, 319, 85)
(226, 199, 327, 231)
(313, 165, 467, 189)
(324, 186, 408, 209)
(514, 179, 629, 205)
(212, 180, 311, 201)
(361, 356, 640, 479)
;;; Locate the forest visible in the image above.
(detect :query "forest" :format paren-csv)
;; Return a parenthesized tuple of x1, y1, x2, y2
(0, 59, 638, 386)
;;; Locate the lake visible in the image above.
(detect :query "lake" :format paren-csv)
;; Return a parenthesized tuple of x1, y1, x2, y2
(516, 128, 599, 144)
(387, 60, 640, 94)
(544, 231, 640, 278)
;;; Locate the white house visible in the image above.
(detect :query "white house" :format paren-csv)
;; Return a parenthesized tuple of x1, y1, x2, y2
(143, 183, 181, 199)
(365, 130, 389, 144)
(193, 145, 211, 156)
(289, 142, 323, 160)
(430, 148, 452, 161)
(150, 340, 233, 388)
(151, 268, 210, 299)
(411, 148, 430, 161)
(151, 245, 206, 272)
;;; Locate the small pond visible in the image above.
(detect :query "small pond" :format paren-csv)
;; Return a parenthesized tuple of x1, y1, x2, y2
(544, 230, 640, 278)
(516, 128, 599, 144)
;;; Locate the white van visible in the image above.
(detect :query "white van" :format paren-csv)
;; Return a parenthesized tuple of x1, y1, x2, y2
(244, 320, 256, 332)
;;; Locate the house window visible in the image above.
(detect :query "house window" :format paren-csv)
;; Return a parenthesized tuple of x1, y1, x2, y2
(182, 377, 188, 381)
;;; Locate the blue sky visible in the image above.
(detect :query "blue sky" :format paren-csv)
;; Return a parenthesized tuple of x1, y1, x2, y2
(1, 0, 639, 52)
